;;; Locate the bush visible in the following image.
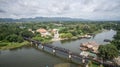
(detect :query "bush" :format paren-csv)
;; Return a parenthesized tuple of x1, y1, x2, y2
(0, 43, 7, 46)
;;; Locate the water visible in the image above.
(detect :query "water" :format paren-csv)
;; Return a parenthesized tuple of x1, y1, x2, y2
(51, 30, 116, 53)
(0, 30, 116, 67)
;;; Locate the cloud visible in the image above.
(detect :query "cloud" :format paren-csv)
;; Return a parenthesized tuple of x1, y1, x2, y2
(0, 9, 6, 13)
(0, 0, 120, 20)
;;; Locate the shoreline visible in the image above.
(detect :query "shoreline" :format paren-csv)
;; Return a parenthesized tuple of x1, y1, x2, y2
(0, 29, 104, 50)
(0, 41, 29, 50)
(51, 29, 106, 42)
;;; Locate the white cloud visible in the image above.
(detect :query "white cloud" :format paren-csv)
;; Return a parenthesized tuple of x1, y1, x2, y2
(0, 0, 120, 20)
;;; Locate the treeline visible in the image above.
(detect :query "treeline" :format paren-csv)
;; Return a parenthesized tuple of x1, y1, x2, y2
(0, 22, 119, 45)
(98, 23, 120, 61)
(0, 23, 34, 43)
(111, 23, 120, 50)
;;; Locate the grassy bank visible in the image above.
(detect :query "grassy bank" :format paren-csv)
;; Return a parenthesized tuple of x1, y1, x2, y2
(0, 41, 29, 50)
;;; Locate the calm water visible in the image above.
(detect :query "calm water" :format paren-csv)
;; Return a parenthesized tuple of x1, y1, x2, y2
(0, 30, 116, 67)
(51, 29, 116, 53)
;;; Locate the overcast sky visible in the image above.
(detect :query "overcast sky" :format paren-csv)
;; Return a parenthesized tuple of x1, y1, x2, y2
(0, 0, 120, 20)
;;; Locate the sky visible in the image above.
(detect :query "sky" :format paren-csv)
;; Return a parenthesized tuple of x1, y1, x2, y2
(0, 0, 120, 20)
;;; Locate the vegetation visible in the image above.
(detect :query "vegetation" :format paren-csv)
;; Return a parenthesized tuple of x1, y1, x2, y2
(0, 22, 34, 50)
(87, 61, 103, 67)
(0, 21, 120, 50)
(0, 41, 29, 50)
(97, 22, 120, 61)
(98, 44, 119, 60)
(111, 24, 120, 50)
(33, 35, 52, 44)
(60, 33, 73, 39)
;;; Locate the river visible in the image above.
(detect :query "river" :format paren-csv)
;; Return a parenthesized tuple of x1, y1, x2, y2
(0, 30, 116, 67)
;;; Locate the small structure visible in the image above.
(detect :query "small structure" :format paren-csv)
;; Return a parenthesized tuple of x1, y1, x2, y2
(80, 41, 99, 53)
(28, 29, 35, 33)
(36, 28, 51, 37)
(52, 29, 59, 39)
(80, 51, 97, 58)
(80, 51, 89, 57)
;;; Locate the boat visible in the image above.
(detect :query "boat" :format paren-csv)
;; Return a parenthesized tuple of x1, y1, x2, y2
(104, 39, 111, 42)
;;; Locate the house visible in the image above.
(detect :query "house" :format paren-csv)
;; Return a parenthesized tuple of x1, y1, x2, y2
(36, 28, 51, 37)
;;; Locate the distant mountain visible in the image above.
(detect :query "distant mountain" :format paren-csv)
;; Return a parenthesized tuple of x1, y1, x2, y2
(0, 17, 88, 22)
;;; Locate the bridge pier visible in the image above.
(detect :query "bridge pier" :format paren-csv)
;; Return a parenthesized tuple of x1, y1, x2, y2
(35, 43, 38, 46)
(41, 45, 44, 50)
(53, 49, 56, 55)
(30, 42, 33, 44)
(68, 54, 72, 60)
(82, 58, 85, 63)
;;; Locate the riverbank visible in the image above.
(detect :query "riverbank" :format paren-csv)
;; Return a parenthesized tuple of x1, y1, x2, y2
(0, 41, 29, 50)
(51, 30, 103, 42)
(0, 29, 107, 50)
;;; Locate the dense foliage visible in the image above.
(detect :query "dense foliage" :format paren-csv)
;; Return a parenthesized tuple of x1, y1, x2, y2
(0, 23, 34, 43)
(98, 44, 119, 60)
(111, 24, 120, 50)
(0, 21, 120, 50)
(98, 23, 120, 60)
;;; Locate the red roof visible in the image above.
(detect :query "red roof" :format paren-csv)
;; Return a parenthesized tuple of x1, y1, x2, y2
(36, 28, 47, 33)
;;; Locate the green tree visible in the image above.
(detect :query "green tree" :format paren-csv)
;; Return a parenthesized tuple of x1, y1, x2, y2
(5, 34, 18, 42)
(60, 33, 66, 38)
(111, 40, 120, 50)
(17, 36, 24, 43)
(21, 30, 34, 38)
(98, 44, 119, 60)
(60, 33, 73, 39)
(66, 33, 73, 39)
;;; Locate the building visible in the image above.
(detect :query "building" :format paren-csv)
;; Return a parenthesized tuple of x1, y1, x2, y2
(36, 28, 50, 37)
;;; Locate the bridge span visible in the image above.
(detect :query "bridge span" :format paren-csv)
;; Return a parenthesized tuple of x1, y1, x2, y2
(24, 37, 119, 67)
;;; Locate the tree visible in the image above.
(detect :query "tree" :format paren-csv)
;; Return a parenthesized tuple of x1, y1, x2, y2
(66, 33, 73, 39)
(5, 34, 18, 42)
(60, 33, 73, 39)
(21, 30, 34, 38)
(17, 36, 24, 43)
(60, 33, 66, 38)
(114, 31, 120, 40)
(111, 40, 120, 50)
(98, 44, 119, 60)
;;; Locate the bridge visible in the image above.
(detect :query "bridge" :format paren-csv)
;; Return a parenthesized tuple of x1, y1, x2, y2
(24, 37, 119, 67)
